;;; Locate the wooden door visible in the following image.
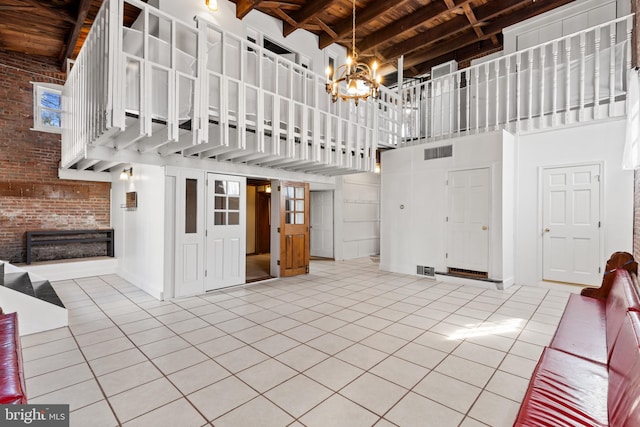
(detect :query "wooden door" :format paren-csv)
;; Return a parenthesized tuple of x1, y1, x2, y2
(542, 164, 600, 285)
(280, 181, 310, 276)
(256, 191, 271, 254)
(447, 168, 491, 274)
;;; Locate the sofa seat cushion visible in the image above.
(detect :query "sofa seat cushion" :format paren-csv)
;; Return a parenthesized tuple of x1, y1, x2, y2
(0, 313, 27, 404)
(514, 347, 608, 427)
(549, 294, 607, 364)
(608, 311, 640, 426)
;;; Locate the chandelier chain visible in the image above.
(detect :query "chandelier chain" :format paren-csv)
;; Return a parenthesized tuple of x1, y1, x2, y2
(352, 0, 356, 58)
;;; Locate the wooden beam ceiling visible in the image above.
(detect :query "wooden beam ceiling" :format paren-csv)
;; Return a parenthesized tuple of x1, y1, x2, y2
(59, 0, 93, 71)
(282, 0, 336, 37)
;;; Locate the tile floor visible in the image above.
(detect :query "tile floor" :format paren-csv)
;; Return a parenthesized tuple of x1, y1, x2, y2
(21, 257, 575, 427)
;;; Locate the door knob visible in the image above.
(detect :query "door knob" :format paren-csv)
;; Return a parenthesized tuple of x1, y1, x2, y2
(482, 226, 488, 231)
(544, 228, 550, 233)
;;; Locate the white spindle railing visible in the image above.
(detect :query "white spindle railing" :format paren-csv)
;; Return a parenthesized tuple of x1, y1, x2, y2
(399, 15, 633, 144)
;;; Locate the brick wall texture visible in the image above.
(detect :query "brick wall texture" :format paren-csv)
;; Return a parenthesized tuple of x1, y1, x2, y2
(0, 49, 111, 263)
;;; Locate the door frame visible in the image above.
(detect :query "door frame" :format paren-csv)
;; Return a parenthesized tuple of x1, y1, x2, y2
(445, 165, 493, 277)
(279, 181, 310, 277)
(538, 161, 604, 283)
(310, 190, 335, 259)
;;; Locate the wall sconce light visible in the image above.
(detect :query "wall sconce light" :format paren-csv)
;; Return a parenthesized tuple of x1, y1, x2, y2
(375, 163, 381, 174)
(266, 184, 272, 193)
(206, 0, 218, 12)
(120, 167, 133, 181)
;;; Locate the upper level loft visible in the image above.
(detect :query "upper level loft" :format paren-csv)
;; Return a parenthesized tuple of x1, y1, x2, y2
(60, 0, 633, 177)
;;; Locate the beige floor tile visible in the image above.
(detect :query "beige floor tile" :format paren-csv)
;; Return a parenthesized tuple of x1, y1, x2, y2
(335, 343, 387, 370)
(304, 357, 364, 391)
(252, 333, 300, 356)
(459, 417, 491, 427)
(394, 342, 448, 369)
(385, 392, 464, 427)
(435, 355, 495, 388)
(188, 376, 258, 421)
(88, 348, 147, 376)
(499, 354, 539, 379)
(265, 374, 333, 418)
(283, 324, 326, 342)
(275, 344, 329, 372)
(123, 398, 207, 427)
(214, 345, 269, 373)
(181, 325, 226, 345)
(128, 326, 176, 347)
(468, 391, 521, 427)
(21, 327, 73, 348)
(81, 337, 135, 361)
(299, 394, 379, 427)
(166, 317, 209, 334)
(74, 327, 125, 347)
(413, 371, 482, 413)
(22, 337, 79, 362)
(98, 361, 162, 396)
(30, 379, 103, 411)
(24, 348, 85, 378)
(360, 332, 408, 354)
(26, 363, 94, 398)
(152, 346, 209, 375)
(307, 333, 353, 355)
(168, 359, 230, 395)
(486, 370, 530, 403)
(236, 358, 297, 393)
(70, 400, 118, 427)
(340, 373, 407, 416)
(231, 324, 276, 343)
(213, 396, 294, 427)
(118, 318, 163, 335)
(509, 340, 545, 361)
(452, 342, 507, 368)
(262, 316, 302, 332)
(109, 377, 181, 423)
(370, 356, 430, 389)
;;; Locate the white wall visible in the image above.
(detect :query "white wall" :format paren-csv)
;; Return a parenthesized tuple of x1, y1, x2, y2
(380, 131, 515, 285)
(515, 118, 633, 285)
(158, 0, 346, 76)
(112, 164, 166, 299)
(334, 173, 381, 260)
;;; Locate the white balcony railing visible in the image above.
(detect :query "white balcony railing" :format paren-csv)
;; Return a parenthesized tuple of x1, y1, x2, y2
(399, 15, 633, 145)
(61, 1, 633, 173)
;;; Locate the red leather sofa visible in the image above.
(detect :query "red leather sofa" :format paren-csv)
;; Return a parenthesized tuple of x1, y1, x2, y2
(0, 311, 27, 404)
(514, 252, 640, 426)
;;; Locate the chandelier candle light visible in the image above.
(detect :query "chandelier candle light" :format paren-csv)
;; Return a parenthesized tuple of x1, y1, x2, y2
(326, 0, 381, 105)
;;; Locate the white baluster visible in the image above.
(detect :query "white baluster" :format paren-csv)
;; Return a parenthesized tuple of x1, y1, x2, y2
(579, 32, 586, 122)
(552, 41, 558, 127)
(484, 63, 490, 132)
(528, 51, 534, 129)
(494, 59, 500, 129)
(505, 58, 511, 131)
(516, 53, 522, 131)
(594, 27, 601, 120)
(456, 73, 461, 134)
(475, 68, 480, 133)
(565, 38, 571, 124)
(609, 22, 615, 117)
(540, 46, 546, 128)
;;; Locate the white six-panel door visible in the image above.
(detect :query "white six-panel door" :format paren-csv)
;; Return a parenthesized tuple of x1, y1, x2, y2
(205, 173, 246, 291)
(310, 191, 334, 259)
(447, 168, 491, 273)
(542, 164, 600, 285)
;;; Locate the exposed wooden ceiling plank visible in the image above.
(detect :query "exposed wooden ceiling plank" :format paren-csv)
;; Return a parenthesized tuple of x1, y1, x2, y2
(20, 0, 76, 25)
(380, 0, 571, 61)
(318, 0, 414, 49)
(315, 17, 337, 39)
(59, 0, 93, 71)
(259, 2, 301, 11)
(236, 0, 262, 19)
(399, 0, 576, 72)
(283, 0, 335, 37)
(357, 0, 475, 54)
(274, 8, 297, 27)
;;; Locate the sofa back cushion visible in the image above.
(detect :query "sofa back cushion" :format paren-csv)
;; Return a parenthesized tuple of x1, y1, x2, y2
(606, 269, 640, 359)
(608, 311, 640, 426)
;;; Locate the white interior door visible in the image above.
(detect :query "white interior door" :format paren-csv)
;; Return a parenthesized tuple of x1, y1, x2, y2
(206, 173, 246, 291)
(543, 164, 600, 285)
(447, 168, 490, 273)
(310, 191, 334, 258)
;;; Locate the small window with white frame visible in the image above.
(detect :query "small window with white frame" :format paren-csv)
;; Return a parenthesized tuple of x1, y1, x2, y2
(32, 82, 63, 133)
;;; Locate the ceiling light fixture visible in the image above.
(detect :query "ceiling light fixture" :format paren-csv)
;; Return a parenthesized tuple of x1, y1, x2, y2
(325, 0, 381, 105)
(205, 0, 218, 12)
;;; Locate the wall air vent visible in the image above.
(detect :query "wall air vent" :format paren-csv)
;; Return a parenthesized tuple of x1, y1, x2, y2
(424, 145, 453, 161)
(417, 265, 435, 277)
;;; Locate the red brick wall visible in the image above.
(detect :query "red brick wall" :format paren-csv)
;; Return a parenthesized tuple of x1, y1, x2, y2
(0, 49, 111, 263)
(635, 170, 640, 260)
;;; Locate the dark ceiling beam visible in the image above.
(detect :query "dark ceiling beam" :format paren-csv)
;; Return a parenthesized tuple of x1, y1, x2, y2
(273, 8, 297, 27)
(59, 0, 93, 71)
(282, 0, 336, 37)
(21, 0, 76, 24)
(236, 0, 263, 19)
(409, 36, 504, 77)
(357, 0, 475, 54)
(259, 2, 301, 11)
(318, 0, 413, 49)
(399, 0, 576, 72)
(380, 0, 573, 62)
(315, 17, 337, 39)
